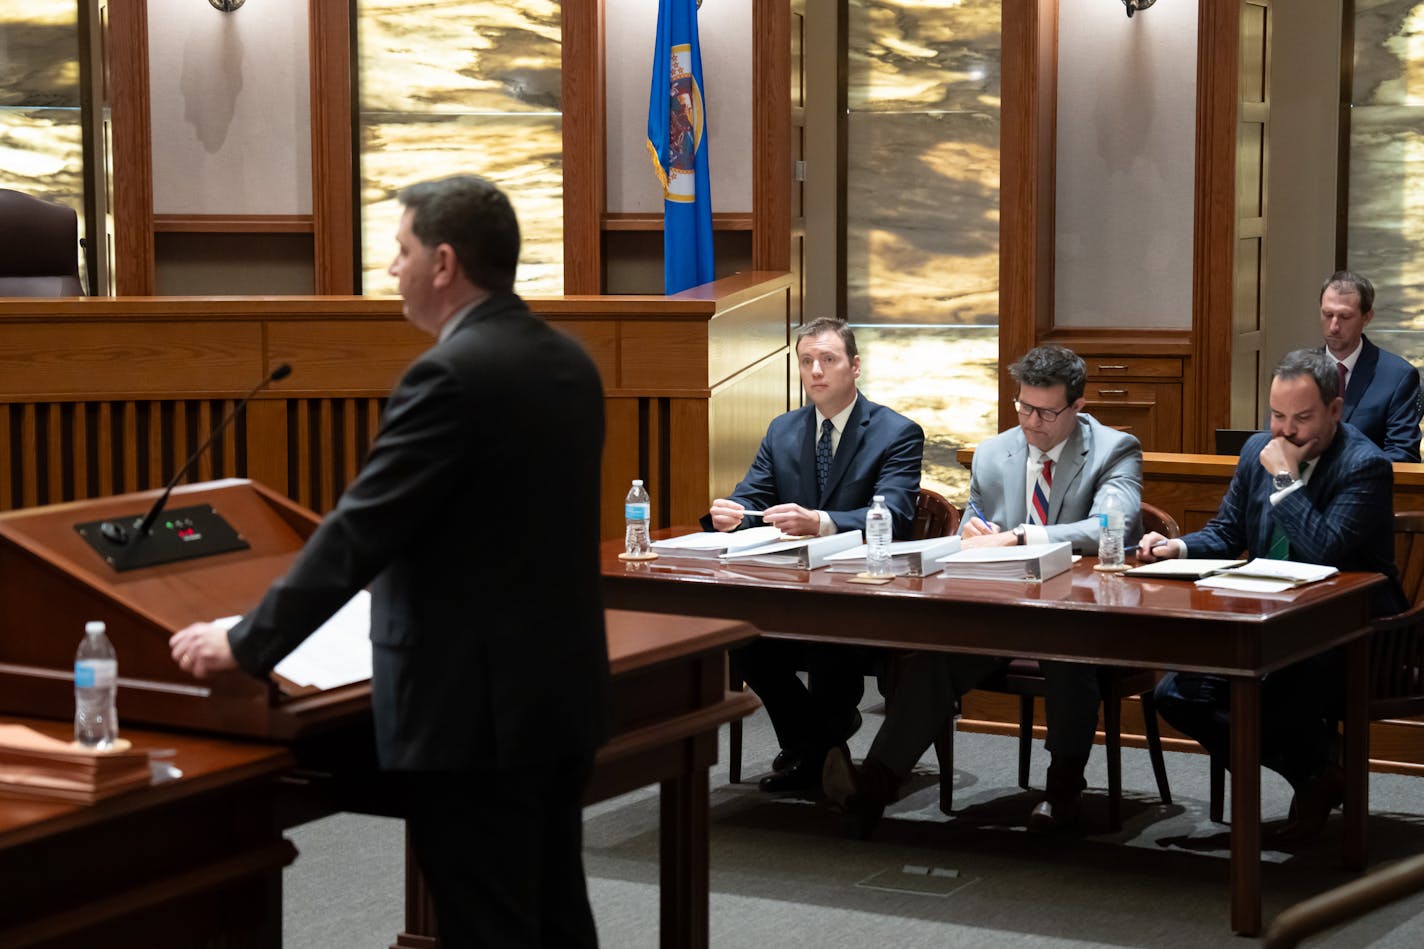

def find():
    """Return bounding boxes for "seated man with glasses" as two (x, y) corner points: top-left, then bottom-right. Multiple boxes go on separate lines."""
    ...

(823, 344), (1142, 836)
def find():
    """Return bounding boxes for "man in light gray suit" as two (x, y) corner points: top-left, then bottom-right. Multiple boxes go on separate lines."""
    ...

(823, 345), (1143, 836)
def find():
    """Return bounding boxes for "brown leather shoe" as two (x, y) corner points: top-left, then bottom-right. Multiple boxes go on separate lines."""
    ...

(1275, 763), (1344, 844)
(821, 745), (886, 839)
(1027, 793), (1081, 834)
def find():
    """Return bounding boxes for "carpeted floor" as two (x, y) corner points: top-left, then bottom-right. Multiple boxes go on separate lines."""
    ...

(284, 684), (1424, 947)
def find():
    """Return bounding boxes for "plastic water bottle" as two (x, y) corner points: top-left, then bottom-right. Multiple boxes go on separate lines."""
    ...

(865, 495), (893, 577)
(1096, 498), (1126, 571)
(75, 621), (118, 748)
(625, 479), (651, 557)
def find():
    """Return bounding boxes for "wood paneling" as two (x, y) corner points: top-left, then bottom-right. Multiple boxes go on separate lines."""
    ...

(999, 0), (1058, 432)
(308, 0), (356, 294)
(153, 215), (315, 234)
(563, 0), (603, 293)
(753, 0), (791, 272)
(107, 0), (154, 296)
(0, 275), (791, 537)
(1192, 0), (1243, 452)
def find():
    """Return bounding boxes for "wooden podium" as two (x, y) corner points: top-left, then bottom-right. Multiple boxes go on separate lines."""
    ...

(0, 478), (368, 740)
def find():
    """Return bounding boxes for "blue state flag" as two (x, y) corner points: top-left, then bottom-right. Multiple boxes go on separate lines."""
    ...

(646, 0), (714, 295)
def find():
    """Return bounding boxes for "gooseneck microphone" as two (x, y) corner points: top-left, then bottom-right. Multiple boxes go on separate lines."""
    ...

(98, 363), (293, 546)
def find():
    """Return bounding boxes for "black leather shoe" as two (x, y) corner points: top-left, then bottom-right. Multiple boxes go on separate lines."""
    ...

(758, 755), (822, 792)
(821, 745), (886, 839)
(1275, 764), (1344, 844)
(771, 710), (862, 775)
(1027, 793), (1081, 834)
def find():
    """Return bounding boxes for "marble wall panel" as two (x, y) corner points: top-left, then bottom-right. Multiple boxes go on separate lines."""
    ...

(0, 3), (80, 109)
(357, 1), (563, 296)
(1348, 104), (1424, 331)
(358, 115), (564, 297)
(0, 5), (84, 242)
(1354, 0), (1424, 106)
(847, 0), (1001, 112)
(358, 0), (561, 114)
(846, 110), (999, 325)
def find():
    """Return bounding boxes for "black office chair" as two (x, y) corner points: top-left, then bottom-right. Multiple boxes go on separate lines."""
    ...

(0, 189), (85, 296)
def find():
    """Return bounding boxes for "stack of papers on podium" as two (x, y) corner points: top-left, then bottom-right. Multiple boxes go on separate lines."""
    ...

(1194, 558), (1339, 594)
(650, 526), (783, 559)
(719, 530), (863, 569)
(936, 541), (1073, 582)
(0, 724), (152, 803)
(215, 589), (373, 693)
(824, 536), (963, 576)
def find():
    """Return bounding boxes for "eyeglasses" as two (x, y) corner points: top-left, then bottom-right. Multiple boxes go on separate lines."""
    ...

(1014, 399), (1071, 422)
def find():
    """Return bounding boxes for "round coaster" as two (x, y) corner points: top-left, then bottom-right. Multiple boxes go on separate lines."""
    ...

(849, 572), (895, 585)
(617, 551), (660, 562)
(1093, 562), (1131, 573)
(70, 737), (133, 753)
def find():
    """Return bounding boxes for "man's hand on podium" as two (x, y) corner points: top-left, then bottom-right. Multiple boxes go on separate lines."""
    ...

(170, 623), (238, 679)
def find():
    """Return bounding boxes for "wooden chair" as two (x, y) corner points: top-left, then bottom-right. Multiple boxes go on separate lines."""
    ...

(1262, 851), (1424, 947)
(929, 501), (1178, 830)
(727, 487), (960, 783)
(1207, 511), (1424, 822)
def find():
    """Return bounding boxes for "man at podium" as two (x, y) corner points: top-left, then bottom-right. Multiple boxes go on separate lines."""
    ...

(169, 176), (609, 948)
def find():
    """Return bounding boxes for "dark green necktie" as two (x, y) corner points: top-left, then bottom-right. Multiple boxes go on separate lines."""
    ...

(1265, 461), (1309, 560)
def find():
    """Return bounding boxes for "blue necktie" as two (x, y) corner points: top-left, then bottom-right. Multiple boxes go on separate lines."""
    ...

(815, 419), (834, 495)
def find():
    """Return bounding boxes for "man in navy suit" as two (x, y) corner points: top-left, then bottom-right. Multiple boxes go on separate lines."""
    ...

(1318, 270), (1422, 461)
(170, 176), (608, 947)
(1139, 348), (1405, 843)
(706, 317), (924, 792)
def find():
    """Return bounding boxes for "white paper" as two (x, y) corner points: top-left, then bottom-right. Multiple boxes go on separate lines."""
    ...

(1124, 558), (1248, 579)
(1195, 575), (1298, 594)
(1223, 558), (1339, 583)
(651, 526), (782, 554)
(214, 590), (373, 690)
(936, 542), (1068, 564)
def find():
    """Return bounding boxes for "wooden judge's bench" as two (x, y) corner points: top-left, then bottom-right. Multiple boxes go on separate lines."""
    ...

(0, 480), (757, 948)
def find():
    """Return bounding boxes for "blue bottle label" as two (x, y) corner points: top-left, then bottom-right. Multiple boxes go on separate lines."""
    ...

(625, 503), (650, 520)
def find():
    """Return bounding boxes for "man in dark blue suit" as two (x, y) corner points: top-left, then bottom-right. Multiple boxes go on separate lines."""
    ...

(1318, 270), (1422, 462)
(1138, 348), (1405, 843)
(705, 317), (924, 792)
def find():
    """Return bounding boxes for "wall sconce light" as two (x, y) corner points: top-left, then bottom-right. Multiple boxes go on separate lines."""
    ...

(1123, 0), (1157, 15)
(208, 0), (246, 11)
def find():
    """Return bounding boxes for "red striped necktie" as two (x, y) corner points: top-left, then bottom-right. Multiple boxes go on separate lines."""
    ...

(1030, 456), (1052, 526)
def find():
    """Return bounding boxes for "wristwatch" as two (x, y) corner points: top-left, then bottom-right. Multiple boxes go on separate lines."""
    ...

(1012, 525), (1027, 545)
(1272, 470), (1295, 491)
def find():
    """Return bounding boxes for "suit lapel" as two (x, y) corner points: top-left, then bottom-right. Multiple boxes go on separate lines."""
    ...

(1049, 420), (1088, 523)
(795, 406), (819, 504)
(820, 397), (866, 505)
(1002, 431), (1030, 526)
(1343, 337), (1380, 421)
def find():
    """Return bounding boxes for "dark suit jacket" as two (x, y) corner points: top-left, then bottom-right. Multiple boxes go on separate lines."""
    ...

(229, 292), (610, 772)
(1338, 335), (1423, 462)
(1182, 423), (1406, 615)
(701, 395), (924, 539)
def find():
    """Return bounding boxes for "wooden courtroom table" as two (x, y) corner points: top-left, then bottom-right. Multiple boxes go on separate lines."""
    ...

(0, 720), (295, 948)
(599, 535), (1384, 936)
(0, 610), (757, 949)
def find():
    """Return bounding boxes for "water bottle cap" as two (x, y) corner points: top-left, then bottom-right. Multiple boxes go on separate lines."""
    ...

(85, 621), (106, 635)
(872, 495), (885, 502)
(632, 479), (643, 486)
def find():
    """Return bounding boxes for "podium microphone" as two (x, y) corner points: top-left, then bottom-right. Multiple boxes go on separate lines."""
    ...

(99, 363), (293, 546)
